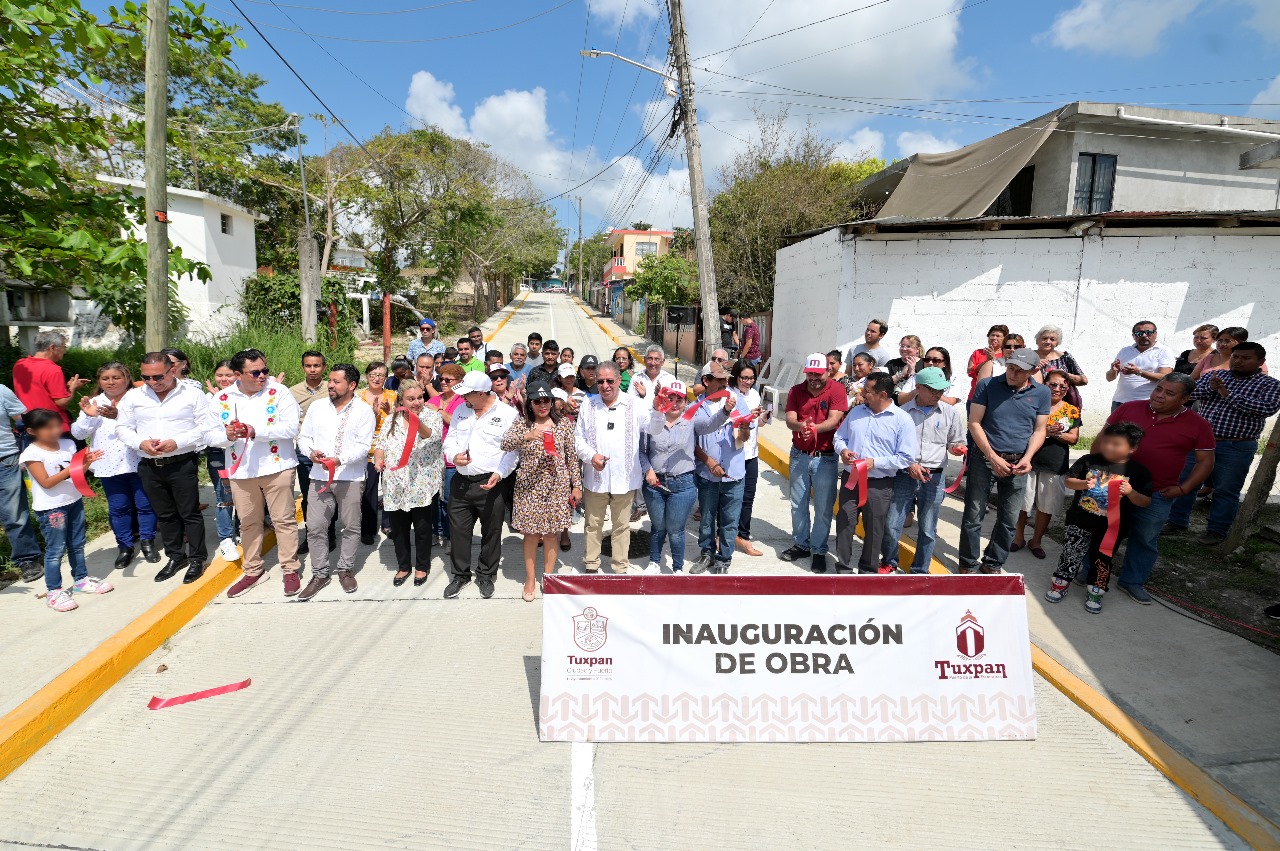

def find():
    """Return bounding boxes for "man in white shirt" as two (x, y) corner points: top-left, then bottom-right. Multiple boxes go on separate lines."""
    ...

(214, 348), (304, 599)
(296, 364), (376, 601)
(575, 362), (651, 574)
(627, 344), (674, 405)
(116, 352), (220, 584)
(842, 319), (892, 371)
(441, 371), (519, 599)
(1106, 320), (1176, 410)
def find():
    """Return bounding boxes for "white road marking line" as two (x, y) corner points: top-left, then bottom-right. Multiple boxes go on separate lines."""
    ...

(570, 741), (598, 851)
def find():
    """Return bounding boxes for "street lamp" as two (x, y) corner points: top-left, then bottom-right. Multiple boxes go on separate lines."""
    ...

(581, 5), (722, 361)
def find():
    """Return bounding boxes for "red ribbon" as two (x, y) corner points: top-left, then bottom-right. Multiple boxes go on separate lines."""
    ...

(682, 390), (729, 421)
(148, 678), (251, 710)
(944, 447), (969, 494)
(221, 437), (247, 480)
(387, 407), (421, 472)
(543, 430), (557, 455)
(842, 458), (870, 508)
(315, 457), (338, 493)
(68, 448), (97, 499)
(730, 410), (755, 428)
(1099, 478), (1124, 558)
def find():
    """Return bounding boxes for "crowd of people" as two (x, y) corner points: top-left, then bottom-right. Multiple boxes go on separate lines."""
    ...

(3, 311), (1278, 619)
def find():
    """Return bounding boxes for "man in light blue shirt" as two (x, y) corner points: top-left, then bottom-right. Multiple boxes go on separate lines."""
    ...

(0, 383), (42, 581)
(504, 343), (534, 383)
(832, 373), (917, 574)
(690, 362), (752, 574)
(406, 318), (446, 363)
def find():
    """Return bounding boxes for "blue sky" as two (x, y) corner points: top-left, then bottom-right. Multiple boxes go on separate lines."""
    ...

(190, 0), (1280, 239)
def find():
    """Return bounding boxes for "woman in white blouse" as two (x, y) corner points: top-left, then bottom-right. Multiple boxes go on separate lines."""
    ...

(373, 380), (444, 587)
(72, 362), (159, 569)
(730, 361), (766, 556)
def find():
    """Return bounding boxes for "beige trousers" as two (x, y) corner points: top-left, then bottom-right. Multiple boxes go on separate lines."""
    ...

(229, 467), (300, 576)
(582, 489), (634, 573)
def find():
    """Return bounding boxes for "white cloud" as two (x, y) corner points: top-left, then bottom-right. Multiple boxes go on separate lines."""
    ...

(1046, 0), (1200, 55)
(591, 0), (657, 28)
(835, 128), (886, 162)
(404, 71), (467, 137)
(1239, 0), (1280, 41)
(896, 131), (959, 157)
(1248, 74), (1280, 119)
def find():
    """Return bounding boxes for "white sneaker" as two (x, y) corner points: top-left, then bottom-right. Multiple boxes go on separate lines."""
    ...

(46, 589), (78, 612)
(72, 576), (114, 594)
(626, 564), (644, 575)
(644, 561), (661, 575)
(557, 565), (580, 575)
(218, 538), (241, 562)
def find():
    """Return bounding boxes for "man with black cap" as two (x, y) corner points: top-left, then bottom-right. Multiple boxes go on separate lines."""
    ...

(441, 370), (519, 599)
(959, 346), (1051, 574)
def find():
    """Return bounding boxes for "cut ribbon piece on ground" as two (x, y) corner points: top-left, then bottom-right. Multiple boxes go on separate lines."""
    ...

(843, 459), (870, 508)
(944, 448), (969, 494)
(387, 408), (420, 472)
(68, 449), (97, 498)
(148, 678), (251, 710)
(1099, 478), (1124, 557)
(682, 391), (729, 421)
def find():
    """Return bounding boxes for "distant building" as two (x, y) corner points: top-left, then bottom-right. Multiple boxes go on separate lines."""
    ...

(602, 228), (674, 282)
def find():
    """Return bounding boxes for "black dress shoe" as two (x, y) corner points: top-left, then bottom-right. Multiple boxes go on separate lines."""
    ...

(393, 570), (410, 587)
(139, 539), (161, 563)
(360, 533), (375, 546)
(182, 560), (207, 584)
(413, 569), (430, 587)
(114, 546), (136, 569)
(155, 558), (186, 582)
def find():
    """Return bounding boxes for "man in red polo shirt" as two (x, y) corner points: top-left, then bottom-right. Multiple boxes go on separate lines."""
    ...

(781, 352), (849, 573)
(12, 331), (87, 436)
(1106, 373), (1214, 604)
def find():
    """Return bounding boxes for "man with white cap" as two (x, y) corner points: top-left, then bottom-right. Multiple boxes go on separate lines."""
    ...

(780, 352), (849, 573)
(882, 367), (966, 573)
(441, 371), (519, 599)
(574, 361), (650, 573)
(960, 347), (1051, 574)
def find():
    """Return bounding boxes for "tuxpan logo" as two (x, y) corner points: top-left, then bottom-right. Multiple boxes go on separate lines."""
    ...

(935, 610), (1008, 680)
(572, 606), (609, 652)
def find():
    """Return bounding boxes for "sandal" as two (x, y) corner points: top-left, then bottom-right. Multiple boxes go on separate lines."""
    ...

(393, 570), (410, 587)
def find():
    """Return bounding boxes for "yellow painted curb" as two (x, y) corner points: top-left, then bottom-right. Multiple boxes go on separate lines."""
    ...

(485, 290), (530, 342)
(0, 532), (275, 782)
(756, 433), (1279, 847)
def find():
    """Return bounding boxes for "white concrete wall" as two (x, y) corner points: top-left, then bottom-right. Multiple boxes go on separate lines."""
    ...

(771, 229), (1280, 428)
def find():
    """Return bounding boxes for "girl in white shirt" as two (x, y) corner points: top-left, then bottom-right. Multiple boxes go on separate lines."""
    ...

(20, 409), (108, 612)
(73, 362), (159, 570)
(205, 361), (239, 558)
(730, 362), (766, 556)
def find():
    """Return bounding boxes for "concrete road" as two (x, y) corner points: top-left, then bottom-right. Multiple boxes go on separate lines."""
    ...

(0, 293), (1248, 849)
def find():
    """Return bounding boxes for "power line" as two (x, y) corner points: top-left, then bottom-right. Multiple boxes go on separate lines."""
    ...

(580, 0), (634, 180)
(708, 0), (776, 73)
(693, 0), (897, 61)
(229, 0), (573, 43)
(240, 0), (476, 14)
(566, 0), (594, 181)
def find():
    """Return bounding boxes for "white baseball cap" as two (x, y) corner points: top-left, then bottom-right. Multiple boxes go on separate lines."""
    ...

(457, 371), (492, 394)
(551, 387), (569, 401)
(664, 379), (687, 398)
(557, 363), (577, 379)
(804, 352), (827, 374)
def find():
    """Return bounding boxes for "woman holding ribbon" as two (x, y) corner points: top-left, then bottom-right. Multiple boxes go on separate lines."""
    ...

(374, 380), (443, 588)
(72, 361), (159, 569)
(500, 383), (581, 601)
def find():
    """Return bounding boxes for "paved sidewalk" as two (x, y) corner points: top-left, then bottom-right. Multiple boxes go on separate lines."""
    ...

(0, 295), (1258, 848)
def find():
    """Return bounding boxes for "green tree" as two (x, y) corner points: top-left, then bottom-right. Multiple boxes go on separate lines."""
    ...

(565, 231), (613, 290)
(626, 252), (699, 305)
(0, 0), (240, 337)
(630, 220), (653, 231)
(709, 109), (886, 312)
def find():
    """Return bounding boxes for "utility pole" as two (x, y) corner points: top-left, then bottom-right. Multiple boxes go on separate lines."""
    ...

(295, 114), (320, 344)
(576, 196), (584, 300)
(667, 0), (721, 360)
(143, 0), (170, 351)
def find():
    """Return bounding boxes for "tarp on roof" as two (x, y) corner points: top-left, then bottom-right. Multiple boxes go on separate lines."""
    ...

(878, 109), (1065, 219)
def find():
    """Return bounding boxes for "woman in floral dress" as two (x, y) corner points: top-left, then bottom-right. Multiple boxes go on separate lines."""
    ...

(373, 380), (443, 587)
(501, 383), (581, 602)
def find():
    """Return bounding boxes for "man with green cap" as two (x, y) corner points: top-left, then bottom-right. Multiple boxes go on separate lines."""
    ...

(883, 367), (967, 573)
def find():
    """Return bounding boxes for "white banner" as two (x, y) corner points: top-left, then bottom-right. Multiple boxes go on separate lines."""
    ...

(540, 574), (1037, 743)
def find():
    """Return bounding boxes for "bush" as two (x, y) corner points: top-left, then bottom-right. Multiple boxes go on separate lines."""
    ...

(240, 272), (360, 356)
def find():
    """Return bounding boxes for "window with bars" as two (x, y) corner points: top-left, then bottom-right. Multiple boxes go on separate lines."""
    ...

(1073, 153), (1117, 214)
(220, 213), (233, 235)
(634, 241), (658, 257)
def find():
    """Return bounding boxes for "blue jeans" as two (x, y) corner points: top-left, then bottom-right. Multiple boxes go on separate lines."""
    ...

(206, 449), (237, 540)
(100, 472), (156, 548)
(435, 466), (456, 539)
(1168, 442), (1256, 535)
(36, 499), (87, 591)
(788, 448), (838, 555)
(958, 456), (1028, 571)
(0, 451), (41, 564)
(643, 472), (698, 569)
(884, 469), (946, 573)
(697, 475), (745, 565)
(1119, 491), (1176, 588)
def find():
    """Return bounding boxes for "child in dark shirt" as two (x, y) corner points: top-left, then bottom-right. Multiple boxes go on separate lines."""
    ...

(1046, 422), (1153, 614)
